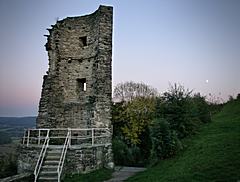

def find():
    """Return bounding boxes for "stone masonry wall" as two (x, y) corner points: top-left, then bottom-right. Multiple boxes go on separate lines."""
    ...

(17, 146), (41, 173)
(64, 144), (112, 174)
(36, 5), (113, 129)
(18, 5), (113, 176)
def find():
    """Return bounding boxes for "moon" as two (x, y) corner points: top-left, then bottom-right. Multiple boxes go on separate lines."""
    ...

(206, 79), (209, 83)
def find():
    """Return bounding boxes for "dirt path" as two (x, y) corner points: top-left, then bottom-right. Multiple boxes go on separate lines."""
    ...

(105, 166), (146, 182)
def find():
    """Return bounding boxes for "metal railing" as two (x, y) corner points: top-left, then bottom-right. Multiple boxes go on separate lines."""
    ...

(57, 130), (70, 182)
(23, 128), (110, 181)
(22, 128), (111, 147)
(34, 130), (50, 182)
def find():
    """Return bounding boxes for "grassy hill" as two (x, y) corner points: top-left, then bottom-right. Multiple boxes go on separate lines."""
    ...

(126, 100), (240, 182)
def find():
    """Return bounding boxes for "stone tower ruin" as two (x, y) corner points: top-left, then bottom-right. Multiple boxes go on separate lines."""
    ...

(37, 5), (112, 129)
(18, 6), (113, 181)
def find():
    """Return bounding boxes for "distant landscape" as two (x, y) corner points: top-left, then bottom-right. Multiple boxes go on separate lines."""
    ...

(0, 117), (36, 145)
(0, 117), (36, 178)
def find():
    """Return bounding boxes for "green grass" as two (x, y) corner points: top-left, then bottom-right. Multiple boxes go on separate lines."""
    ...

(63, 168), (113, 182)
(127, 100), (240, 182)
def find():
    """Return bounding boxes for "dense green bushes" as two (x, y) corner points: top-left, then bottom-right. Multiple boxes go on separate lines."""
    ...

(112, 82), (212, 166)
(150, 118), (182, 160)
(0, 152), (17, 178)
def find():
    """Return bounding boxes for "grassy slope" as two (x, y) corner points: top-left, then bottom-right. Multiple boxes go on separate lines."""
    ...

(63, 168), (113, 182)
(127, 100), (240, 182)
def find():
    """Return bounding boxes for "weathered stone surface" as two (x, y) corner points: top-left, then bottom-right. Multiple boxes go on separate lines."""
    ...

(64, 144), (112, 174)
(17, 146), (41, 173)
(37, 5), (113, 129)
(18, 5), (113, 176)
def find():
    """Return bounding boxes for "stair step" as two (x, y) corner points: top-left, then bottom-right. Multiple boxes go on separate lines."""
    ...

(48, 150), (62, 153)
(44, 160), (59, 165)
(40, 170), (58, 174)
(46, 155), (61, 159)
(42, 165), (58, 171)
(38, 176), (58, 181)
(48, 145), (64, 149)
(40, 170), (58, 177)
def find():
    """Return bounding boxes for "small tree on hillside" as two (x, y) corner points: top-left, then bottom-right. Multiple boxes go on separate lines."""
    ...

(121, 97), (156, 144)
(113, 81), (158, 102)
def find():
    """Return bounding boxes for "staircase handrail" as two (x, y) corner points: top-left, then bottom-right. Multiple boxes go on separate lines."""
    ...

(34, 129), (50, 182)
(57, 130), (70, 182)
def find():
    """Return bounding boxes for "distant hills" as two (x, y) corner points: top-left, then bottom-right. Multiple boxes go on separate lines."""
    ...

(0, 117), (36, 141)
(0, 117), (36, 127)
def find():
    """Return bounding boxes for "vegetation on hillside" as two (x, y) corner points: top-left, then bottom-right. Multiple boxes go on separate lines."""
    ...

(0, 117), (35, 179)
(126, 98), (240, 181)
(112, 82), (212, 166)
(0, 144), (17, 178)
(64, 168), (113, 182)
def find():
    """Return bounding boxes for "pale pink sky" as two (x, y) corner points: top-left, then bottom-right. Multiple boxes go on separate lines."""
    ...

(0, 0), (240, 116)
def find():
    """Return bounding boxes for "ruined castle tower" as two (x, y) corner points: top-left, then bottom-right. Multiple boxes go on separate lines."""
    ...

(18, 6), (113, 177)
(37, 5), (113, 129)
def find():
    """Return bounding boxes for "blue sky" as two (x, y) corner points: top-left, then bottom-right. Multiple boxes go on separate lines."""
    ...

(0, 0), (240, 116)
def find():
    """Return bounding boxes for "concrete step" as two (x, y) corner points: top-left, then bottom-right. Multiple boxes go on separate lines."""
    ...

(48, 145), (64, 149)
(38, 176), (58, 181)
(42, 165), (58, 171)
(44, 160), (59, 165)
(40, 170), (58, 177)
(47, 150), (62, 155)
(45, 155), (61, 160)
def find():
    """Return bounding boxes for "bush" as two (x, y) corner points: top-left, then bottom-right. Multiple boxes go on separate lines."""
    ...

(192, 93), (211, 123)
(112, 138), (145, 166)
(112, 138), (129, 165)
(150, 118), (182, 160)
(0, 153), (17, 178)
(160, 84), (200, 138)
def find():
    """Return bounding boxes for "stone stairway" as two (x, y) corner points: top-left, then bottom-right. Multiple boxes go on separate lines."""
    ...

(38, 146), (62, 182)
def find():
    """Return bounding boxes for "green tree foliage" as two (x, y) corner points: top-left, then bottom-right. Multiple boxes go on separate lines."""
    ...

(112, 81), (157, 166)
(192, 93), (211, 123)
(112, 102), (127, 138)
(150, 118), (182, 160)
(0, 153), (17, 178)
(112, 82), (212, 166)
(158, 84), (199, 138)
(121, 97), (156, 144)
(112, 138), (143, 166)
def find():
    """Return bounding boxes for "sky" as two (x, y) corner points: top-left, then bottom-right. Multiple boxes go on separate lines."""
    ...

(0, 0), (239, 116)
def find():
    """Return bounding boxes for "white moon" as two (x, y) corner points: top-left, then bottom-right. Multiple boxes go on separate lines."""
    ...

(206, 80), (209, 83)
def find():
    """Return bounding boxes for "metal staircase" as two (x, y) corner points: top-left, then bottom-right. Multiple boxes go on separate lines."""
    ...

(38, 146), (62, 181)
(22, 128), (111, 182)
(34, 131), (70, 182)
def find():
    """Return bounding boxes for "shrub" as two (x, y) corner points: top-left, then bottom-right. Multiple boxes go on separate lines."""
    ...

(0, 153), (17, 178)
(150, 118), (182, 160)
(112, 138), (146, 166)
(160, 84), (200, 138)
(192, 93), (211, 123)
(112, 138), (129, 165)
(121, 97), (156, 144)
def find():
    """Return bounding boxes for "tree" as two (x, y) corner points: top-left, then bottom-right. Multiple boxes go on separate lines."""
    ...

(113, 81), (158, 102)
(159, 83), (198, 138)
(121, 97), (156, 144)
(150, 118), (181, 160)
